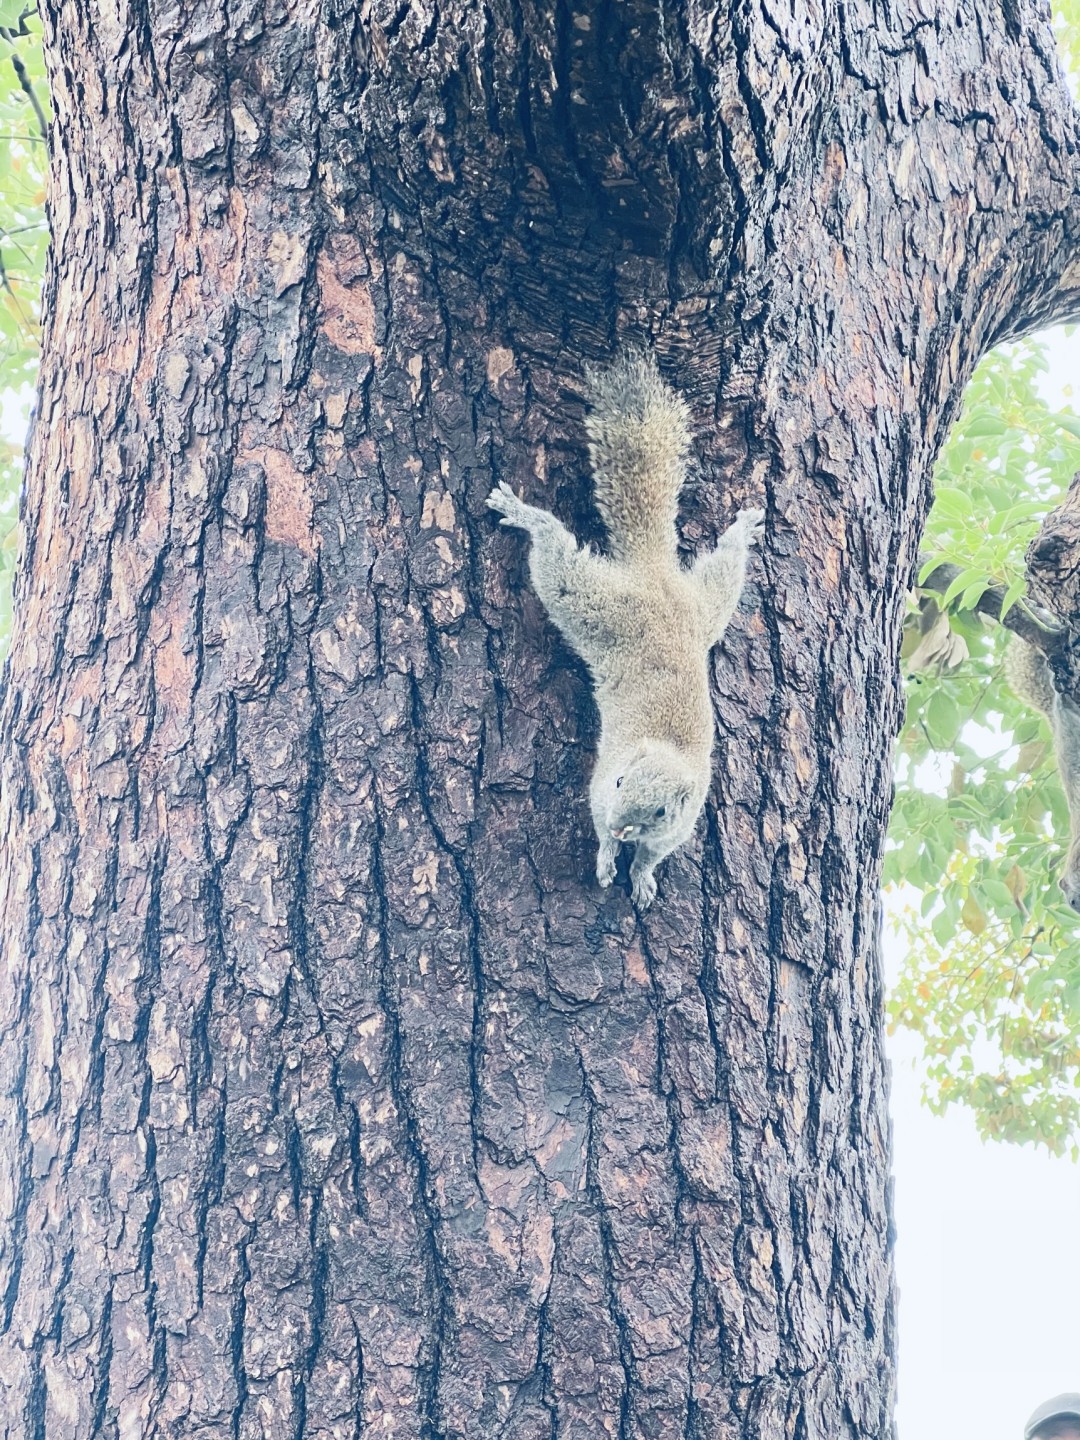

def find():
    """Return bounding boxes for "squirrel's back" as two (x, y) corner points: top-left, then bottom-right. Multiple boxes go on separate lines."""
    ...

(583, 352), (691, 564)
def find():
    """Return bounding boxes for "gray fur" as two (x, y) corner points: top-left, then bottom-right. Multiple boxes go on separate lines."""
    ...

(487, 353), (763, 908)
(1006, 635), (1080, 910)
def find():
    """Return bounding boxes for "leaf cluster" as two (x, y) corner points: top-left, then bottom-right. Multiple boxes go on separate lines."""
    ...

(888, 339), (1080, 1153)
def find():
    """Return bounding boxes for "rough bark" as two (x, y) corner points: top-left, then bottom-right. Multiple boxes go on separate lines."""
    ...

(1028, 473), (1080, 609)
(0, 0), (1077, 1437)
(1007, 470), (1080, 695)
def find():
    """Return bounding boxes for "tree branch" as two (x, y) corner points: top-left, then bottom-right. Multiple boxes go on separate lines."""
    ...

(989, 165), (1080, 344)
(916, 557), (1066, 656)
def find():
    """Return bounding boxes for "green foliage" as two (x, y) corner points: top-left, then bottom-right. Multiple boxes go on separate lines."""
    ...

(0, 6), (47, 652)
(1054, 0), (1080, 94)
(888, 338), (1080, 1155)
(0, 10), (46, 368)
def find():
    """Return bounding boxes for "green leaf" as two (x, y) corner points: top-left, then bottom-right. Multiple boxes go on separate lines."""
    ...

(941, 565), (987, 608)
(964, 412), (1008, 438)
(931, 914), (954, 947)
(925, 688), (962, 747)
(959, 579), (990, 611)
(999, 577), (1026, 618)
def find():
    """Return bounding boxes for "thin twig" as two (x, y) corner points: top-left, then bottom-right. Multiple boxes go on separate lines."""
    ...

(0, 224), (41, 271)
(0, 252), (32, 329)
(0, 28), (48, 148)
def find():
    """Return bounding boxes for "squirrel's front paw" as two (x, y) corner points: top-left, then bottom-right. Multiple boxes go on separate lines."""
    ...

(596, 841), (617, 889)
(738, 506), (766, 546)
(631, 869), (657, 910)
(486, 481), (530, 529)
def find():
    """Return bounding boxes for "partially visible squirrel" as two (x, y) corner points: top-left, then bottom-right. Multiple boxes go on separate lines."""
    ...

(1006, 635), (1080, 910)
(487, 352), (764, 908)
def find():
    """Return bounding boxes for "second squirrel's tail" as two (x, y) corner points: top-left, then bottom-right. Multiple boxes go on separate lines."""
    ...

(583, 352), (691, 563)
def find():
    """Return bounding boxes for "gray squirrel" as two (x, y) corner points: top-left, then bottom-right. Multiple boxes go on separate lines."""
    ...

(1005, 635), (1080, 910)
(487, 352), (764, 908)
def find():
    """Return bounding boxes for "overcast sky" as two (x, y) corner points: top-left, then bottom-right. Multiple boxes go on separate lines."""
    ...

(890, 1022), (1080, 1440)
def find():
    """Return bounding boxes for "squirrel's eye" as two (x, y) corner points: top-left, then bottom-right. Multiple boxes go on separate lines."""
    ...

(655, 806), (666, 819)
(615, 776), (623, 789)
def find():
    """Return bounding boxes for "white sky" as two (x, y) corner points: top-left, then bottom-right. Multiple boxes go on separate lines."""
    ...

(889, 1010), (1080, 1440)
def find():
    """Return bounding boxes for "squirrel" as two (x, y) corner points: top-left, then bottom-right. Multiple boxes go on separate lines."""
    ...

(1005, 634), (1080, 911)
(487, 352), (764, 908)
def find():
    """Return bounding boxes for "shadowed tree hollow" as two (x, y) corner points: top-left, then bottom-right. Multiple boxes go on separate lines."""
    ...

(0, 0), (1078, 1436)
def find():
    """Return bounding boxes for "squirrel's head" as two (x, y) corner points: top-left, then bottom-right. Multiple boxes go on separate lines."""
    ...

(606, 743), (697, 848)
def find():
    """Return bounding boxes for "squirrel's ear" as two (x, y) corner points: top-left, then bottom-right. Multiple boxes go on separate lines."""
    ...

(677, 785), (692, 807)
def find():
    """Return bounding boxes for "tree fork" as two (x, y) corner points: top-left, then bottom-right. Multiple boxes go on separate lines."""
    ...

(0, 1), (1078, 1438)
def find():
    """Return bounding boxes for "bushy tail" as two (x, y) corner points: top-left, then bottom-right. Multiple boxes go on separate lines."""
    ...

(1005, 634), (1057, 715)
(583, 352), (691, 563)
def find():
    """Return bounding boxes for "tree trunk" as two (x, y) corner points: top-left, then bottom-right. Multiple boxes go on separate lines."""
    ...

(1, 1), (1077, 1436)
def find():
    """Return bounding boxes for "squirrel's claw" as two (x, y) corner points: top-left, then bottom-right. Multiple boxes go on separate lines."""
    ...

(486, 482), (531, 529)
(596, 841), (617, 889)
(631, 869), (657, 910)
(739, 506), (766, 545)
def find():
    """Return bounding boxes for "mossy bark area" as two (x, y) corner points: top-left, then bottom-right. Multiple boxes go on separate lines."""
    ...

(1, 1), (1077, 1437)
